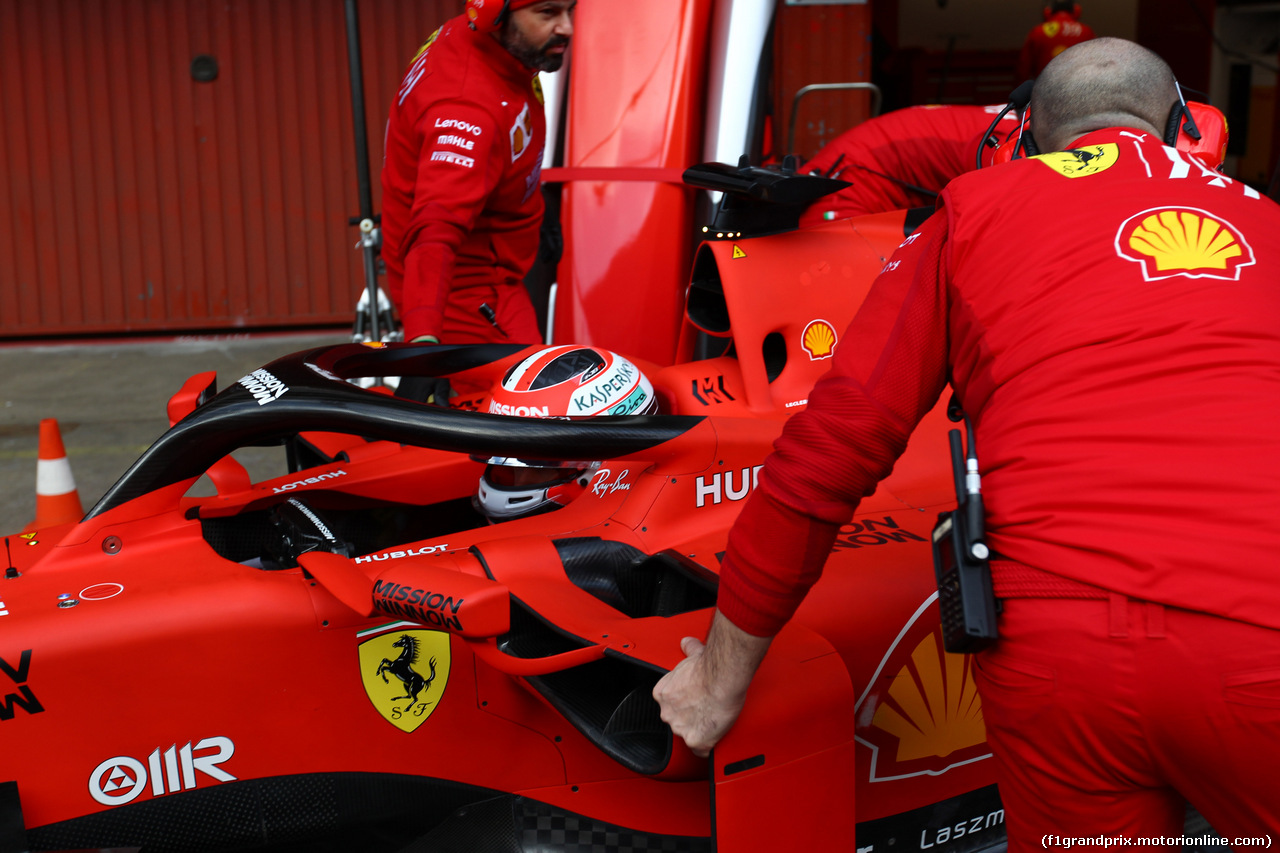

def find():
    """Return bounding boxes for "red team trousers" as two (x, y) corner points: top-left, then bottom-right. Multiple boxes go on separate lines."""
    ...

(976, 595), (1280, 848)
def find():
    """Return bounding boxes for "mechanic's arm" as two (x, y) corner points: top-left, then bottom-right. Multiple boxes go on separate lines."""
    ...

(398, 101), (503, 342)
(652, 611), (770, 758)
(655, 211), (953, 753)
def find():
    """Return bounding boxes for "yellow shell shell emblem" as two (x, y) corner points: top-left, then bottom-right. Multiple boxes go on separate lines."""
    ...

(1043, 21), (1061, 38)
(855, 599), (992, 782)
(1116, 207), (1255, 281)
(1032, 143), (1118, 178)
(870, 630), (986, 763)
(801, 319), (838, 361)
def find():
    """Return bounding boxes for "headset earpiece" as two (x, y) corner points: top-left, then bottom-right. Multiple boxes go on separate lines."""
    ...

(983, 80), (1037, 167)
(1178, 101), (1228, 170)
(1044, 3), (1082, 20)
(466, 0), (512, 32)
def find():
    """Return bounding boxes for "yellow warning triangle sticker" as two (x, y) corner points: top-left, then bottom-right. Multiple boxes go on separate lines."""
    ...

(19, 533), (36, 541)
(731, 245), (746, 259)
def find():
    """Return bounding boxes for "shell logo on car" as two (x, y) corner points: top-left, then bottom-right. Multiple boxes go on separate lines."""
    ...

(358, 628), (451, 733)
(1116, 206), (1254, 281)
(856, 595), (991, 781)
(802, 319), (838, 361)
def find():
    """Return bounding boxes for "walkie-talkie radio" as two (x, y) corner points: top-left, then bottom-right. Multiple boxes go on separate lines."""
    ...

(932, 399), (999, 653)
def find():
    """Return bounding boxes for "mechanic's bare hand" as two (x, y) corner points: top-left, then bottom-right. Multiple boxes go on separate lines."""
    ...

(652, 611), (773, 758)
(653, 636), (739, 757)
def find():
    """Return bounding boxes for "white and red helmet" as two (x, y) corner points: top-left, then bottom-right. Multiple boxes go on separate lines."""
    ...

(476, 346), (658, 520)
(487, 345), (658, 420)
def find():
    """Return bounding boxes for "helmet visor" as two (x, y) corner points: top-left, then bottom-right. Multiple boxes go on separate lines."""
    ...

(484, 464), (586, 489)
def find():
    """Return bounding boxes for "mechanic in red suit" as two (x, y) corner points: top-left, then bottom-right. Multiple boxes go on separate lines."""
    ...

(380, 0), (574, 344)
(1017, 1), (1095, 80)
(656, 39), (1280, 845)
(798, 105), (1019, 226)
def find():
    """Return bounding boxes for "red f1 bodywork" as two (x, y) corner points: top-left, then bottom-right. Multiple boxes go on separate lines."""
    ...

(3, 203), (1003, 851)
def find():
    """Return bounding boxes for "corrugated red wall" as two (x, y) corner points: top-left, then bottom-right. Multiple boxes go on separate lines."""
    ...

(774, 2), (872, 162)
(0, 0), (455, 338)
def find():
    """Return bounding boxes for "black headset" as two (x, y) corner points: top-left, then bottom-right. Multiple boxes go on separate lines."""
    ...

(467, 0), (513, 32)
(979, 79), (1203, 167)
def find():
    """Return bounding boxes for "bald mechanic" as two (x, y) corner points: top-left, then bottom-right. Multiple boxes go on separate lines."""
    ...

(381, 1), (574, 345)
(656, 38), (1280, 845)
(799, 104), (1019, 226)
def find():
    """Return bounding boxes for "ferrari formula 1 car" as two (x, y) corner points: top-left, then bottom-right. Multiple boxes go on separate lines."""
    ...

(1, 166), (1004, 853)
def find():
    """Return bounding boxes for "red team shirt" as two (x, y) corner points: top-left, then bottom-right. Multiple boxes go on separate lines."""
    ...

(1017, 12), (1096, 80)
(381, 15), (546, 343)
(719, 128), (1280, 637)
(798, 105), (1018, 226)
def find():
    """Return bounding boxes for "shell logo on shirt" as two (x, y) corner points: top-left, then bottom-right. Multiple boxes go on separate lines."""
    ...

(1031, 143), (1118, 178)
(801, 319), (838, 361)
(1116, 207), (1255, 281)
(510, 102), (533, 163)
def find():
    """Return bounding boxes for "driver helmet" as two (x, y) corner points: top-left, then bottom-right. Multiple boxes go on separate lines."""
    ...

(475, 345), (659, 520)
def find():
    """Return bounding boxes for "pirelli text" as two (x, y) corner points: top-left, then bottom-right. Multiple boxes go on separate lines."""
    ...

(1042, 835), (1271, 849)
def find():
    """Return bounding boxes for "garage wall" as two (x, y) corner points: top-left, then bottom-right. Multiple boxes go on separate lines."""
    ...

(0, 0), (454, 339)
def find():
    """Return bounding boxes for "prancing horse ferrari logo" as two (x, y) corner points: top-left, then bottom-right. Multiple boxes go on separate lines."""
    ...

(358, 628), (451, 732)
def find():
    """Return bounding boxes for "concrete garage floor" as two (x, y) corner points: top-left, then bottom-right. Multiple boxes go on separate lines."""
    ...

(0, 331), (348, 533)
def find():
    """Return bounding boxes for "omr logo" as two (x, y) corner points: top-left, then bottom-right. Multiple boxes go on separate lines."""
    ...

(89, 737), (237, 806)
(1116, 206), (1255, 281)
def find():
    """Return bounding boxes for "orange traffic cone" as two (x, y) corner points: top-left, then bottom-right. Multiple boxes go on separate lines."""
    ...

(22, 419), (84, 533)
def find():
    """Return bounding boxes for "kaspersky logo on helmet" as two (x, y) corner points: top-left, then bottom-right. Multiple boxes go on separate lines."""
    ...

(1115, 206), (1255, 282)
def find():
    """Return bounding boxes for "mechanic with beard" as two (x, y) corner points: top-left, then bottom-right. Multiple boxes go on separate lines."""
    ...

(380, 0), (573, 349)
(655, 38), (1280, 846)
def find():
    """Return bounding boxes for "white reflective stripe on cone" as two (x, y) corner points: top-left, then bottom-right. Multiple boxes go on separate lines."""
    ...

(37, 457), (77, 496)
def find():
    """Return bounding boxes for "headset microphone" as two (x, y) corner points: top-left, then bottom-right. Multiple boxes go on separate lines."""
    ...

(976, 80), (1036, 169)
(1167, 81), (1202, 145)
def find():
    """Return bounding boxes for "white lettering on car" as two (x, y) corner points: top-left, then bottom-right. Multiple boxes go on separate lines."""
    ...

(272, 469), (347, 495)
(590, 468), (631, 498)
(237, 368), (288, 406)
(89, 737), (237, 807)
(354, 544), (450, 563)
(695, 465), (763, 508)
